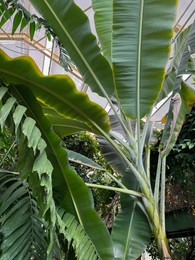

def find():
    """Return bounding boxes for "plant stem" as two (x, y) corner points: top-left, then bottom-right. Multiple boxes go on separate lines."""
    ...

(154, 153), (162, 208)
(110, 131), (136, 161)
(160, 155), (166, 234)
(86, 183), (144, 198)
(145, 146), (151, 181)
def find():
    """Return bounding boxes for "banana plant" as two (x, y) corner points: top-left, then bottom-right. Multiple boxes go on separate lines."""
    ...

(0, 0), (195, 259)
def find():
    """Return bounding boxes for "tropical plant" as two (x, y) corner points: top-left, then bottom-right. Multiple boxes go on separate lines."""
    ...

(0, 0), (195, 259)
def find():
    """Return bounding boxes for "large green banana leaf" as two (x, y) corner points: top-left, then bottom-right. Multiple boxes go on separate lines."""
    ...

(98, 136), (151, 259)
(112, 184), (151, 260)
(0, 49), (110, 135)
(112, 0), (178, 119)
(9, 85), (114, 260)
(29, 0), (115, 98)
(92, 0), (112, 64)
(43, 106), (95, 136)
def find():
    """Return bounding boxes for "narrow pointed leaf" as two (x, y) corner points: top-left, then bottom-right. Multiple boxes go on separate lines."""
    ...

(29, 21), (36, 41)
(67, 149), (104, 171)
(29, 0), (114, 98)
(12, 10), (23, 35)
(0, 97), (16, 129)
(112, 0), (178, 118)
(0, 7), (14, 28)
(0, 49), (110, 134)
(20, 15), (30, 32)
(0, 86), (8, 100)
(13, 105), (27, 134)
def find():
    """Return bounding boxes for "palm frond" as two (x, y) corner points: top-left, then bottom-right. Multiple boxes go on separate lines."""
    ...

(0, 172), (48, 260)
(0, 86), (56, 257)
(57, 208), (100, 260)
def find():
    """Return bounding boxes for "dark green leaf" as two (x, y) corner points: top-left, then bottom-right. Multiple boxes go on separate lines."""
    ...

(12, 10), (23, 35)
(0, 49), (110, 135)
(0, 8), (15, 28)
(29, 21), (36, 41)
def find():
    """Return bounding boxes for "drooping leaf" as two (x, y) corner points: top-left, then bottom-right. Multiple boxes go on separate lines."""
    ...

(29, 0), (115, 98)
(92, 0), (112, 64)
(112, 0), (178, 119)
(9, 85), (114, 260)
(0, 49), (110, 135)
(0, 87), (56, 256)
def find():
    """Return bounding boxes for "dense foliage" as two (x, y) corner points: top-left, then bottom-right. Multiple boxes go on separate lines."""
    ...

(0, 0), (195, 259)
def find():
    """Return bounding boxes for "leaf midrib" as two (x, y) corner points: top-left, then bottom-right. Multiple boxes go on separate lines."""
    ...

(13, 87), (84, 225)
(0, 68), (99, 131)
(41, 0), (108, 98)
(123, 202), (136, 259)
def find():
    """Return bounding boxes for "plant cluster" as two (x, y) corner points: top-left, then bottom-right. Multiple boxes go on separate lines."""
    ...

(0, 0), (195, 259)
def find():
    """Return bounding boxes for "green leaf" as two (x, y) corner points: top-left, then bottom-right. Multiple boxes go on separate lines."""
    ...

(92, 0), (112, 64)
(20, 15), (30, 32)
(0, 173), (47, 259)
(0, 86), (8, 100)
(173, 21), (195, 75)
(0, 7), (14, 28)
(57, 210), (100, 260)
(10, 85), (114, 260)
(0, 49), (110, 135)
(0, 96), (16, 130)
(161, 82), (195, 156)
(29, 20), (36, 41)
(29, 0), (114, 98)
(43, 106), (94, 135)
(98, 136), (150, 258)
(0, 88), (56, 245)
(67, 149), (104, 171)
(112, 0), (178, 119)
(12, 10), (23, 35)
(13, 105), (27, 134)
(157, 71), (177, 103)
(112, 172), (151, 260)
